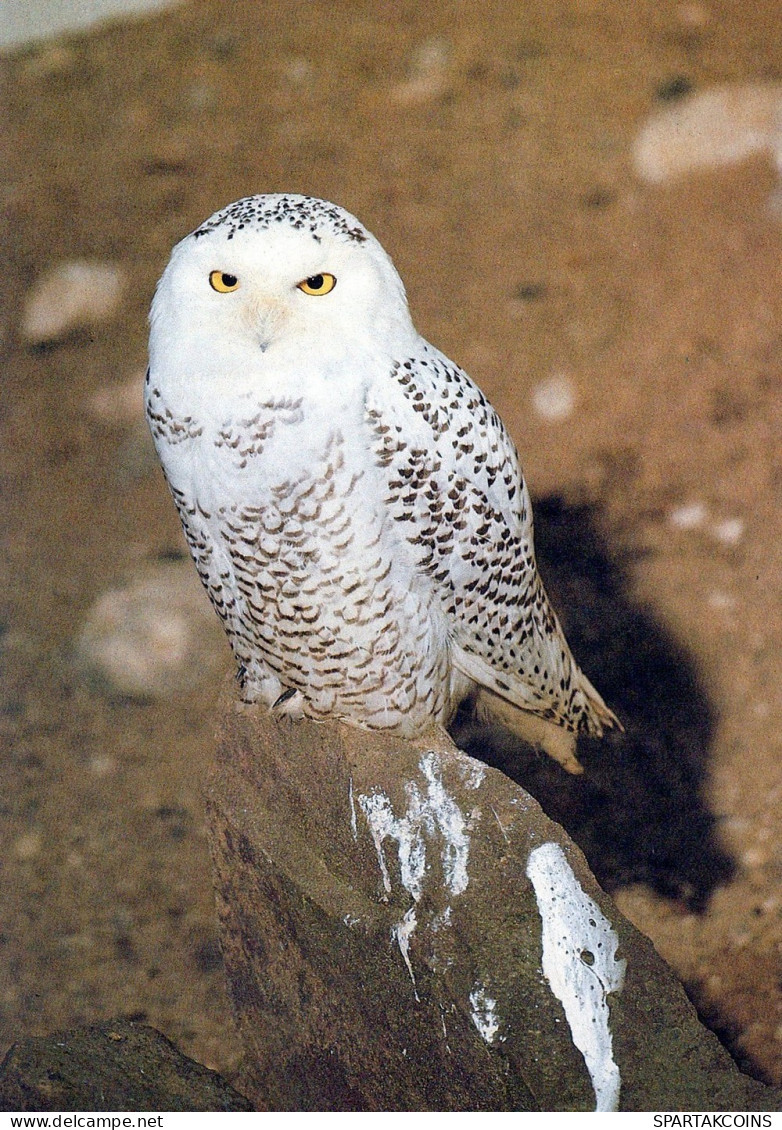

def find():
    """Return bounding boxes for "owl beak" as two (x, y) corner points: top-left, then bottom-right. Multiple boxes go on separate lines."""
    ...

(246, 294), (286, 353)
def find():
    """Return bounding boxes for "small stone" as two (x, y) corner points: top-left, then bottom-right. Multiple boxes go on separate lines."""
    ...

(711, 517), (744, 545)
(14, 831), (42, 860)
(76, 564), (227, 699)
(390, 37), (451, 105)
(282, 57), (313, 84)
(21, 261), (125, 345)
(20, 43), (76, 79)
(676, 2), (711, 27)
(667, 501), (707, 530)
(531, 373), (576, 422)
(85, 373), (145, 427)
(632, 84), (782, 184)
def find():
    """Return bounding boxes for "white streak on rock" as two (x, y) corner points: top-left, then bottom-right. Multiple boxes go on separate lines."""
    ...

(358, 791), (394, 895)
(420, 752), (470, 896)
(348, 777), (358, 841)
(469, 982), (500, 1044)
(490, 804), (510, 843)
(431, 905), (452, 933)
(357, 751), (472, 903)
(526, 842), (626, 1113)
(393, 907), (419, 1001)
(460, 759), (486, 790)
(357, 753), (474, 998)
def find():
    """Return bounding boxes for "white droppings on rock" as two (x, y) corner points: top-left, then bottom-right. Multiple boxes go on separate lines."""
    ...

(667, 500), (707, 530)
(632, 84), (782, 185)
(357, 750), (472, 904)
(469, 982), (500, 1044)
(348, 777), (359, 841)
(419, 752), (471, 896)
(21, 261), (126, 345)
(460, 758), (486, 790)
(711, 517), (744, 545)
(526, 841), (626, 1113)
(76, 563), (226, 698)
(531, 373), (576, 422)
(358, 789), (424, 900)
(394, 907), (420, 999)
(430, 905), (452, 933)
(357, 752), (475, 997)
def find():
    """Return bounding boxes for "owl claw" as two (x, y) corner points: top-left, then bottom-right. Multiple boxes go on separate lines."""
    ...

(271, 687), (305, 722)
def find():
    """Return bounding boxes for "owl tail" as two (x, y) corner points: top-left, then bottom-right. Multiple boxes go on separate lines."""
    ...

(453, 645), (621, 775)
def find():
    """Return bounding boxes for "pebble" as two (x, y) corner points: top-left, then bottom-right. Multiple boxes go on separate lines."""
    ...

(76, 563), (227, 699)
(390, 37), (451, 105)
(14, 831), (42, 861)
(531, 373), (576, 422)
(21, 261), (126, 346)
(85, 373), (146, 427)
(707, 590), (736, 611)
(667, 501), (707, 530)
(632, 84), (782, 184)
(711, 517), (744, 545)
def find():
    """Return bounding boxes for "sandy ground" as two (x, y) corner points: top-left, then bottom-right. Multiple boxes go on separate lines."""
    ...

(3, 0), (782, 1093)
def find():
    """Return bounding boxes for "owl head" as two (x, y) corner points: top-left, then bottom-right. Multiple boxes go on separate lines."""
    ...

(149, 194), (416, 378)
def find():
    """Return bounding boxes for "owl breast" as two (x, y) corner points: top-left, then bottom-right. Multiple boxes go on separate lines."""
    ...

(145, 379), (456, 735)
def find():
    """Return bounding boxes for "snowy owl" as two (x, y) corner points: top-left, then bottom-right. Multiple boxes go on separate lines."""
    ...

(147, 194), (619, 773)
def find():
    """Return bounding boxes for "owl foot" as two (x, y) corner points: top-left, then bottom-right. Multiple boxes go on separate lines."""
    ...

(271, 686), (306, 722)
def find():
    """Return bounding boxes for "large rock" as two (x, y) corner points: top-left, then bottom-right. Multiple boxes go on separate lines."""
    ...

(0, 1021), (252, 1112)
(208, 698), (781, 1112)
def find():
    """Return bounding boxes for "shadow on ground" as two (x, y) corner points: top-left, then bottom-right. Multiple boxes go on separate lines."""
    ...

(452, 494), (735, 912)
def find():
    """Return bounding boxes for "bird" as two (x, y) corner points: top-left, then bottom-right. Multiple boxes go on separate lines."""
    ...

(146, 193), (620, 774)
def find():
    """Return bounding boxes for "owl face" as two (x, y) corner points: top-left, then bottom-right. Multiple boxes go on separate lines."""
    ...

(149, 195), (415, 375)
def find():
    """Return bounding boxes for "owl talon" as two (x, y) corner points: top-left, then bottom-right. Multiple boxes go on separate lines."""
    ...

(271, 687), (305, 721)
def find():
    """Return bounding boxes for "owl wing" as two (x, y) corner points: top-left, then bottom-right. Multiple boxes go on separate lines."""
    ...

(365, 344), (616, 736)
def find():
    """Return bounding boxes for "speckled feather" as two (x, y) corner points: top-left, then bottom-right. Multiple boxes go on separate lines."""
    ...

(147, 193), (619, 771)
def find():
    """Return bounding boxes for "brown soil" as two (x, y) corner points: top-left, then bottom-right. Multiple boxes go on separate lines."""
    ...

(3, 0), (782, 1093)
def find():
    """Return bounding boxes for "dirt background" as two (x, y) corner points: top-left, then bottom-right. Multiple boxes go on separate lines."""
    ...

(3, 0), (782, 1094)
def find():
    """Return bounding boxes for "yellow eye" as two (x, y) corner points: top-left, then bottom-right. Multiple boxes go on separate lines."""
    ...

(297, 272), (337, 296)
(209, 270), (240, 293)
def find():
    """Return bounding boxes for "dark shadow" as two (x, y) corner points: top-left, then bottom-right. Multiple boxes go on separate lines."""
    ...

(451, 494), (735, 911)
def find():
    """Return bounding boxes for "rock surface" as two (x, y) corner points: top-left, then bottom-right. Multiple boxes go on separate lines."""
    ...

(208, 697), (781, 1112)
(20, 261), (125, 345)
(76, 562), (227, 698)
(0, 1020), (252, 1112)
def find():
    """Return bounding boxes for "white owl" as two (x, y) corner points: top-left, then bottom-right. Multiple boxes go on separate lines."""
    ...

(147, 194), (619, 773)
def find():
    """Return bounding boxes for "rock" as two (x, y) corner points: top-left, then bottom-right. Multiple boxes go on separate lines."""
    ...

(85, 373), (146, 426)
(667, 500), (707, 530)
(207, 695), (781, 1111)
(390, 38), (451, 105)
(21, 261), (125, 346)
(632, 84), (782, 184)
(76, 563), (227, 698)
(0, 1020), (252, 1112)
(531, 373), (577, 422)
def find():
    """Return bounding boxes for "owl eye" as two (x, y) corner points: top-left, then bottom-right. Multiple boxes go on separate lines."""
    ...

(209, 270), (240, 293)
(297, 273), (337, 296)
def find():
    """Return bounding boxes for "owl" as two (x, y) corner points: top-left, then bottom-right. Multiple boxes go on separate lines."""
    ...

(146, 194), (619, 773)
